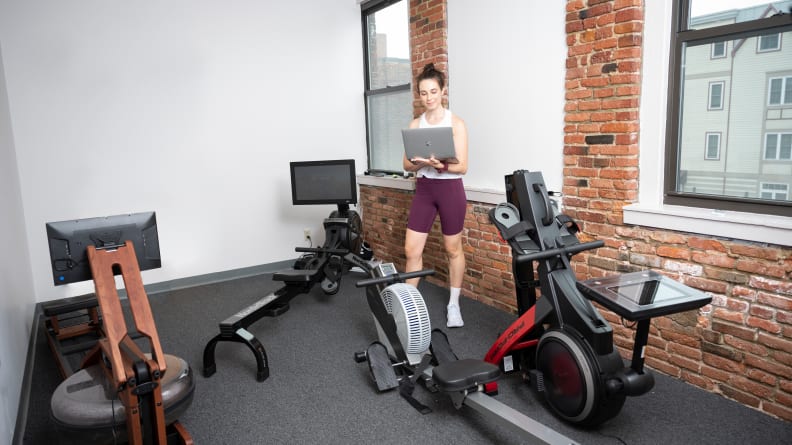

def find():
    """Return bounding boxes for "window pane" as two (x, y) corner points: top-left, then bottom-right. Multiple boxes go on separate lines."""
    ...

(709, 82), (723, 109)
(706, 133), (720, 159)
(366, 2), (410, 90)
(769, 78), (783, 104)
(676, 33), (792, 203)
(781, 134), (792, 160)
(712, 41), (726, 58)
(689, 1), (788, 30)
(671, 2), (792, 214)
(765, 134), (778, 159)
(366, 89), (413, 172)
(761, 183), (789, 200)
(758, 33), (780, 51)
(785, 77), (792, 104)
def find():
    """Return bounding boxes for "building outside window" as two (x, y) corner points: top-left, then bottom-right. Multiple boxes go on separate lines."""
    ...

(764, 132), (792, 160)
(761, 182), (789, 199)
(667, 0), (792, 216)
(711, 40), (727, 58)
(768, 75), (792, 105)
(705, 132), (721, 159)
(708, 81), (725, 110)
(758, 32), (781, 51)
(361, 0), (411, 173)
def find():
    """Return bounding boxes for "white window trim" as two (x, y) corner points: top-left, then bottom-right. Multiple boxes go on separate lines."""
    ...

(767, 76), (790, 106)
(711, 41), (726, 59)
(757, 33), (781, 53)
(708, 81), (725, 110)
(624, 0), (792, 247)
(764, 132), (792, 161)
(705, 132), (721, 160)
(760, 182), (789, 200)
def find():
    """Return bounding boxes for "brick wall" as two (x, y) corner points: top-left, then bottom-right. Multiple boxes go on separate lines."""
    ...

(359, 0), (792, 421)
(409, 0), (448, 115)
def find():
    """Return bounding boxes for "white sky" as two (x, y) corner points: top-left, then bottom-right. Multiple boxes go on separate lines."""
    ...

(691, 0), (780, 16)
(371, 1), (409, 59)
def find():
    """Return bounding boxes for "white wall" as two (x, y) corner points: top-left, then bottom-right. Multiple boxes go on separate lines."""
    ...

(0, 45), (35, 445)
(447, 0), (566, 193)
(0, 0), (367, 303)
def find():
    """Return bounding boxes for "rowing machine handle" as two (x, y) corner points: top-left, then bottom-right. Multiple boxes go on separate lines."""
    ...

(355, 269), (435, 288)
(515, 240), (604, 264)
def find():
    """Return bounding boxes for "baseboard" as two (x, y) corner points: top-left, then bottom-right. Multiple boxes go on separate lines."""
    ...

(12, 306), (41, 445)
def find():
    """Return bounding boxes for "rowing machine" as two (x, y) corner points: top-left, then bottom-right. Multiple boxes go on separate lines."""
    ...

(485, 170), (712, 426)
(348, 254), (580, 445)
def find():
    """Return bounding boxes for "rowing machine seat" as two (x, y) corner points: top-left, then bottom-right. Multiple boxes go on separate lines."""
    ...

(432, 358), (501, 392)
(50, 353), (194, 444)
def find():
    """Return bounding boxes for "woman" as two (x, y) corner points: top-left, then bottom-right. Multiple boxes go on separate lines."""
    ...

(402, 63), (469, 328)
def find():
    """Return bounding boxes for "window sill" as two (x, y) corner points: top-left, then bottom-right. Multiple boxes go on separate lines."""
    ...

(623, 203), (792, 247)
(356, 174), (505, 205)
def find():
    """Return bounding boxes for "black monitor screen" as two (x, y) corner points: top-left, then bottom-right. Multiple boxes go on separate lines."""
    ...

(607, 280), (688, 306)
(577, 270), (712, 321)
(290, 159), (357, 207)
(45, 211), (161, 286)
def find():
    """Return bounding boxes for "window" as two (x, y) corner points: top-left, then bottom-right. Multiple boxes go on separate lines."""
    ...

(761, 183), (789, 200)
(758, 33), (781, 52)
(705, 132), (721, 159)
(764, 133), (792, 161)
(768, 76), (792, 105)
(708, 81), (724, 110)
(666, 0), (792, 216)
(711, 41), (726, 58)
(361, 0), (411, 173)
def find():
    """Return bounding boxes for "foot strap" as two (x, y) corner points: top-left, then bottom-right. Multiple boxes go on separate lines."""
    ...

(398, 354), (433, 414)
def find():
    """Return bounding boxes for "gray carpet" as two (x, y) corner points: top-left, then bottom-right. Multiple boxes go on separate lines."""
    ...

(21, 267), (792, 444)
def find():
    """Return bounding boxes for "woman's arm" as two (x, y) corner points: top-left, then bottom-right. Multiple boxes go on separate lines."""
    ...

(445, 115), (468, 175)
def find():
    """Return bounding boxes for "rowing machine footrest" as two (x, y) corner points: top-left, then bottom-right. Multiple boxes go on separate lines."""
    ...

(432, 358), (501, 392)
(272, 268), (320, 283)
(366, 342), (399, 392)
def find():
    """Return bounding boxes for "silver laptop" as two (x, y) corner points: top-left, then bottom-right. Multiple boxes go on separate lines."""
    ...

(401, 127), (458, 163)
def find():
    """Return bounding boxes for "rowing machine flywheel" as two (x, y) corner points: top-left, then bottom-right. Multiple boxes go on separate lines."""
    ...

(536, 328), (625, 427)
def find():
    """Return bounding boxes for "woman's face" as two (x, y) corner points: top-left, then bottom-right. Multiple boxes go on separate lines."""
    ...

(418, 78), (444, 111)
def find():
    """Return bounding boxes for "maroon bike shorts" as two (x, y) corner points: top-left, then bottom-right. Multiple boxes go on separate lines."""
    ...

(407, 177), (467, 235)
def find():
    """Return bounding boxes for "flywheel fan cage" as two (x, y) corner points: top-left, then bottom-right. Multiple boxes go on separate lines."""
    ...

(380, 283), (431, 354)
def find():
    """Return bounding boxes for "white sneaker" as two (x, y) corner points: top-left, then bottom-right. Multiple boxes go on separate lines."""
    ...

(446, 304), (464, 328)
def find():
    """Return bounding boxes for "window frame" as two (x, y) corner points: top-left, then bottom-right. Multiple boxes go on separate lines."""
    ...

(761, 182), (789, 200)
(764, 132), (792, 161)
(361, 0), (412, 175)
(768, 75), (792, 106)
(711, 40), (726, 58)
(757, 32), (781, 52)
(705, 131), (721, 160)
(665, 0), (792, 217)
(707, 81), (725, 110)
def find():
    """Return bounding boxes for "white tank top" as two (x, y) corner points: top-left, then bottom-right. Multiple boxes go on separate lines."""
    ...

(416, 109), (461, 179)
